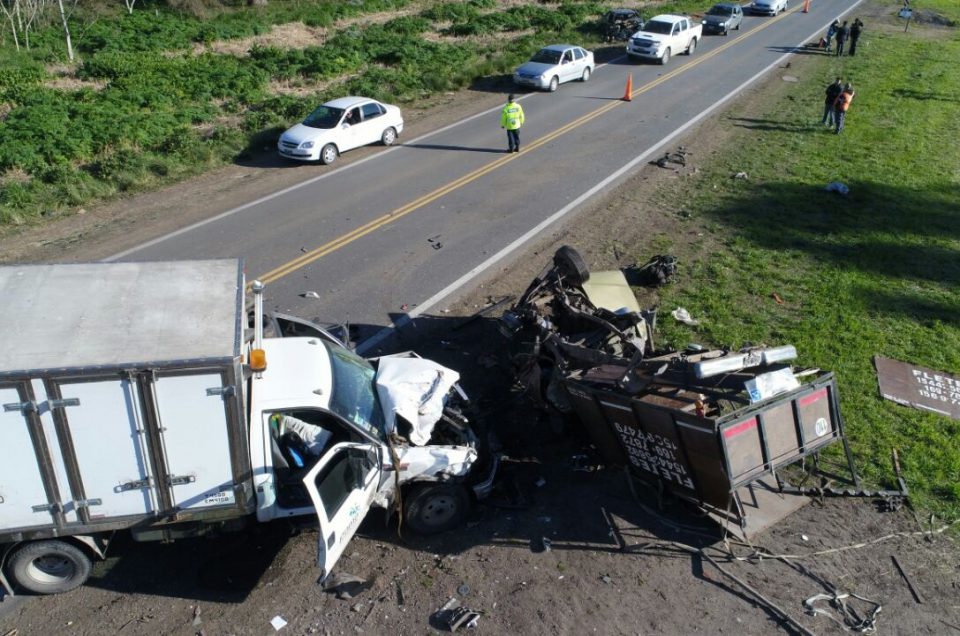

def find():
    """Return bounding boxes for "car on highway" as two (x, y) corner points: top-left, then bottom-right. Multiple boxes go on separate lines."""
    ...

(701, 3), (743, 34)
(277, 96), (404, 165)
(626, 14), (702, 65)
(750, 0), (788, 16)
(513, 44), (594, 92)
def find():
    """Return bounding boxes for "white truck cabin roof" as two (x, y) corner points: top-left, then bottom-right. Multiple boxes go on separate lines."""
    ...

(0, 259), (244, 375)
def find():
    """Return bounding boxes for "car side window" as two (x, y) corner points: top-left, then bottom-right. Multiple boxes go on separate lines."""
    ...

(672, 24), (680, 35)
(561, 51), (571, 64)
(343, 108), (360, 126)
(573, 48), (584, 60)
(361, 103), (383, 121)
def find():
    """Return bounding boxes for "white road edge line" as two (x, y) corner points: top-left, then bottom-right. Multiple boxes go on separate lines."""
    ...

(356, 4), (862, 354)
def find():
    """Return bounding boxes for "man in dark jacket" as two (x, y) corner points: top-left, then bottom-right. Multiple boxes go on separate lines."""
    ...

(850, 19), (863, 56)
(835, 21), (850, 56)
(822, 77), (843, 126)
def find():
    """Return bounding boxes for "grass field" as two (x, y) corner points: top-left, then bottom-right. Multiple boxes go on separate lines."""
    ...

(650, 1), (960, 515)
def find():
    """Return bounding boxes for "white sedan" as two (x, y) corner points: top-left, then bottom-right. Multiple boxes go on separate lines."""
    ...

(513, 44), (594, 92)
(277, 96), (404, 165)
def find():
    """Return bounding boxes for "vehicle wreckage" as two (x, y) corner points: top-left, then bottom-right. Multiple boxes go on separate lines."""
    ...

(500, 247), (906, 536)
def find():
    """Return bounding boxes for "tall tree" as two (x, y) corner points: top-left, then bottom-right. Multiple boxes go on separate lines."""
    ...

(56, 0), (72, 61)
(0, 0), (23, 51)
(123, 0), (136, 14)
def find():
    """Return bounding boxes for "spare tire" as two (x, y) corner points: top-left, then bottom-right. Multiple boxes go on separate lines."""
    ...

(553, 246), (590, 286)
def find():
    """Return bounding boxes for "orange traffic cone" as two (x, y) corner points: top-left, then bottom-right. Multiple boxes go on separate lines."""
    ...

(623, 74), (633, 101)
(802, 0), (810, 12)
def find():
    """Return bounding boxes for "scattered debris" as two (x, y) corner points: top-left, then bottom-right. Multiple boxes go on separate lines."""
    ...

(801, 534), (809, 542)
(270, 615), (288, 631)
(875, 356), (960, 421)
(891, 555), (924, 604)
(428, 235), (444, 250)
(324, 572), (371, 600)
(825, 181), (850, 196)
(782, 75), (799, 82)
(652, 147), (689, 169)
(299, 291), (321, 299)
(432, 597), (482, 632)
(772, 292), (784, 304)
(534, 477), (547, 488)
(671, 307), (700, 326)
(624, 254), (677, 287)
(601, 575), (613, 584)
(803, 591), (882, 633)
(457, 584), (471, 597)
(192, 605), (202, 627)
(733, 171), (749, 179)
(539, 537), (552, 552)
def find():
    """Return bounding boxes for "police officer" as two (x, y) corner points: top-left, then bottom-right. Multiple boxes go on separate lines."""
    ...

(500, 94), (525, 153)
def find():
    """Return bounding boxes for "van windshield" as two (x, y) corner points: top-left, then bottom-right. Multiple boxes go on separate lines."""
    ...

(322, 341), (385, 439)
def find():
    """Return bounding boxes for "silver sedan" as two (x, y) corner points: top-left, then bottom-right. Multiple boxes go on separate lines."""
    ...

(513, 44), (595, 92)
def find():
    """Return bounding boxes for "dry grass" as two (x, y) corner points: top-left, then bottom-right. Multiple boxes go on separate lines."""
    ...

(0, 167), (33, 185)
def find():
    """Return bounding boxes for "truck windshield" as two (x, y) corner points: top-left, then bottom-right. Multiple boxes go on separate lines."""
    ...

(322, 341), (385, 439)
(643, 20), (673, 34)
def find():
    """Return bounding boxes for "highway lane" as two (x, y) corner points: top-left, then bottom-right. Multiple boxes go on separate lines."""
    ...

(114, 0), (863, 346)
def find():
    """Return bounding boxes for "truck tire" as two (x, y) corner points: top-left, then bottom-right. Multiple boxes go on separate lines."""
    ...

(660, 48), (671, 65)
(687, 38), (697, 55)
(553, 245), (590, 286)
(403, 484), (469, 535)
(8, 540), (92, 595)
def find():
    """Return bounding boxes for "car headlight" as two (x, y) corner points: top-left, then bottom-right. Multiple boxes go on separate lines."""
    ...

(301, 141), (314, 149)
(702, 19), (707, 24)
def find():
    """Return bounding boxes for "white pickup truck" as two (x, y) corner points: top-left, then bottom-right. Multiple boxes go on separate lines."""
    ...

(0, 259), (496, 596)
(626, 14), (703, 65)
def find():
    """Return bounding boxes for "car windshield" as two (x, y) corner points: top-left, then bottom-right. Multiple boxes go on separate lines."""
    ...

(302, 105), (345, 129)
(322, 341), (385, 439)
(530, 49), (563, 64)
(642, 20), (673, 34)
(708, 5), (734, 15)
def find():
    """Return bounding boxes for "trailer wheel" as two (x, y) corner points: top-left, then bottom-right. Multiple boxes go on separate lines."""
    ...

(8, 540), (92, 595)
(553, 245), (590, 286)
(403, 484), (469, 535)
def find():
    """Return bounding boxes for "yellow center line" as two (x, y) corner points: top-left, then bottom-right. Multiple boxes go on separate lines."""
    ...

(256, 6), (799, 286)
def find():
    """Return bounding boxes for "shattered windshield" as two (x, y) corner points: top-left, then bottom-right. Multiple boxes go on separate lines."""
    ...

(707, 5), (734, 15)
(530, 49), (562, 64)
(642, 20), (673, 34)
(303, 105), (344, 129)
(323, 341), (385, 439)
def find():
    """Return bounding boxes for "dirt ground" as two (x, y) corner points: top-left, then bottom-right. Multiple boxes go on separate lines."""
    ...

(3, 16), (960, 636)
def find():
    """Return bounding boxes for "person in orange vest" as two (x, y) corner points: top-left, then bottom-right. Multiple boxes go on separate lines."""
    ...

(500, 94), (525, 153)
(833, 83), (855, 134)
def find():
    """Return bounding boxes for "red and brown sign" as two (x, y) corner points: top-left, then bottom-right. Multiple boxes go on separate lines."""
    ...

(874, 356), (960, 420)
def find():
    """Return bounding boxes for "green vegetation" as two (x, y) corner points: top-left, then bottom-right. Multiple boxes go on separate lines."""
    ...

(646, 5), (960, 515)
(0, 0), (615, 226)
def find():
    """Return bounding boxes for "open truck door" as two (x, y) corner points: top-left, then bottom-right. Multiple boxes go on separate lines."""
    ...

(302, 442), (381, 581)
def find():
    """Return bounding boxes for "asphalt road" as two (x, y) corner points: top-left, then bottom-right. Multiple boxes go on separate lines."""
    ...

(109, 0), (864, 352)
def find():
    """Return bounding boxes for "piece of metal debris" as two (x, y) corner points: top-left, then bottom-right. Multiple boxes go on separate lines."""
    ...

(269, 615), (288, 631)
(299, 291), (321, 299)
(891, 555), (924, 604)
(671, 307), (700, 326)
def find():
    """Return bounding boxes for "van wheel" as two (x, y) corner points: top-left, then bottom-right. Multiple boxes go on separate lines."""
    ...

(8, 540), (92, 595)
(548, 76), (559, 92)
(660, 48), (671, 65)
(320, 143), (338, 165)
(381, 127), (397, 146)
(553, 245), (590, 286)
(403, 484), (469, 535)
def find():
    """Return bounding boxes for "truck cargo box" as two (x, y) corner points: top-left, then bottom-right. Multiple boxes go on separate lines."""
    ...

(0, 260), (254, 543)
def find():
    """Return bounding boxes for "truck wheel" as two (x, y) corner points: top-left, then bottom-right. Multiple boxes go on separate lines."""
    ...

(320, 143), (338, 165)
(687, 38), (697, 55)
(403, 484), (469, 535)
(381, 126), (397, 146)
(660, 48), (671, 65)
(8, 540), (92, 595)
(553, 245), (590, 286)
(548, 76), (559, 92)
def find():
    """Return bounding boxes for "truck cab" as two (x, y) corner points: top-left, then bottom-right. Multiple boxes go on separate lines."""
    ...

(626, 14), (702, 65)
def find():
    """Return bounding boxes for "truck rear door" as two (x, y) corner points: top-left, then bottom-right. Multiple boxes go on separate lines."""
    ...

(0, 383), (55, 530)
(302, 442), (380, 581)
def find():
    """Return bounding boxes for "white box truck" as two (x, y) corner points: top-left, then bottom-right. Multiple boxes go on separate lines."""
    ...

(0, 259), (495, 596)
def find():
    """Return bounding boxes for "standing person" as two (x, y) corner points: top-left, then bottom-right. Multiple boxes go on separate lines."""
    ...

(822, 77), (843, 127)
(833, 82), (855, 134)
(850, 19), (863, 56)
(825, 19), (840, 53)
(835, 21), (850, 56)
(500, 94), (525, 153)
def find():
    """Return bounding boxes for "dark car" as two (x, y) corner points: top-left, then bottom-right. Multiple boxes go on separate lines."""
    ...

(701, 3), (743, 35)
(602, 8), (644, 42)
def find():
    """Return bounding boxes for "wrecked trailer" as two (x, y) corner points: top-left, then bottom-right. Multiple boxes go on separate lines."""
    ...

(500, 247), (904, 536)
